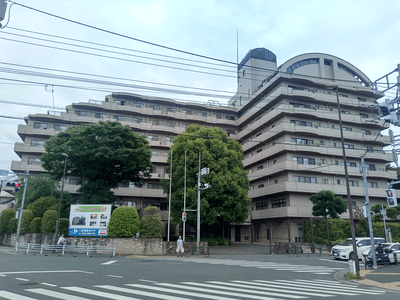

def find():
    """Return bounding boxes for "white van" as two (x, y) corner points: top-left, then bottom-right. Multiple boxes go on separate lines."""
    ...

(331, 237), (385, 260)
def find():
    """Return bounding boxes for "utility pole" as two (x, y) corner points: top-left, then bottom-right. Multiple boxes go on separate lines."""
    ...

(197, 152), (201, 251)
(360, 155), (378, 269)
(167, 150), (173, 241)
(15, 170), (29, 250)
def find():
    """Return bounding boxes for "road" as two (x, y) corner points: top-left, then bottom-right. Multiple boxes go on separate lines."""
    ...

(0, 249), (397, 299)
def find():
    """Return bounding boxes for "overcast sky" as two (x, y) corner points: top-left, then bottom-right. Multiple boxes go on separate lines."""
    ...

(1, 0), (399, 172)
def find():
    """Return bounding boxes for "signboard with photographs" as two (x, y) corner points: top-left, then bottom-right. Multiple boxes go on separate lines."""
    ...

(68, 204), (112, 236)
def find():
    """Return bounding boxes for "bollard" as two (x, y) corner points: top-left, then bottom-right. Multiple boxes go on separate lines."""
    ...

(27, 243), (30, 254)
(40, 244), (44, 255)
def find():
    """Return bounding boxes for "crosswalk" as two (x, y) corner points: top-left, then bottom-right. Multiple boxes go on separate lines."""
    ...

(0, 279), (385, 299)
(163, 258), (344, 274)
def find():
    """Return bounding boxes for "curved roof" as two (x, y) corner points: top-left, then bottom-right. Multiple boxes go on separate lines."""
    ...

(279, 53), (372, 87)
(238, 48), (276, 71)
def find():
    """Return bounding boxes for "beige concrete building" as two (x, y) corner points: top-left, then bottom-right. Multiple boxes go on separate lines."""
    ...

(11, 48), (397, 243)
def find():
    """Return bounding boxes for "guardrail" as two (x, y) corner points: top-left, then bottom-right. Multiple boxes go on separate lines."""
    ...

(15, 242), (116, 257)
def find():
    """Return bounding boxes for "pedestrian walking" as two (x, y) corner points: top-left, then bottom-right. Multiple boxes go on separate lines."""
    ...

(176, 236), (184, 257)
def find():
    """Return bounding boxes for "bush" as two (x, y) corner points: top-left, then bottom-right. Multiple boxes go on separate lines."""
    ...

(140, 206), (162, 238)
(41, 210), (58, 234)
(107, 206), (140, 237)
(59, 218), (69, 236)
(0, 208), (15, 233)
(21, 209), (34, 234)
(30, 217), (42, 233)
(9, 218), (18, 233)
(27, 196), (58, 218)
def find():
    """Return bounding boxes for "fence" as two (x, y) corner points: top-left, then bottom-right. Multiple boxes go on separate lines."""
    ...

(15, 242), (116, 257)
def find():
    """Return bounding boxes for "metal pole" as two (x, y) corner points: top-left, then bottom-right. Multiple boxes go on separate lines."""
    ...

(183, 151), (187, 242)
(197, 152), (201, 251)
(360, 154), (377, 269)
(382, 204), (388, 242)
(335, 87), (360, 273)
(54, 154), (68, 245)
(15, 170), (29, 250)
(167, 150), (173, 241)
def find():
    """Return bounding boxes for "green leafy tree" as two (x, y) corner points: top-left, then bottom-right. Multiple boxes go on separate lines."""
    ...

(160, 125), (250, 235)
(27, 196), (58, 218)
(21, 209), (34, 234)
(30, 217), (42, 233)
(14, 174), (61, 209)
(41, 121), (153, 204)
(59, 218), (69, 236)
(107, 206), (140, 237)
(310, 190), (348, 249)
(41, 210), (58, 234)
(0, 208), (15, 233)
(386, 206), (400, 219)
(9, 218), (18, 233)
(140, 206), (162, 238)
(371, 203), (387, 222)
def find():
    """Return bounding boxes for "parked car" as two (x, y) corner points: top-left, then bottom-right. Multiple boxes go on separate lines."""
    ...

(331, 237), (385, 260)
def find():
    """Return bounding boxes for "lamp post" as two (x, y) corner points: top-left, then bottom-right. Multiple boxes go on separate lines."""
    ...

(327, 85), (360, 274)
(54, 153), (68, 245)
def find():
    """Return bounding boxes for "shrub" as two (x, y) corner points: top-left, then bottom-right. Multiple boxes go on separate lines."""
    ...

(0, 208), (15, 232)
(9, 218), (18, 233)
(107, 206), (140, 237)
(30, 217), (42, 233)
(41, 210), (58, 234)
(27, 196), (58, 218)
(21, 209), (34, 234)
(59, 218), (69, 236)
(140, 206), (162, 238)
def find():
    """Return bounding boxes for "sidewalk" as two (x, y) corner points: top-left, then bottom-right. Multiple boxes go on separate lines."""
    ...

(359, 264), (400, 291)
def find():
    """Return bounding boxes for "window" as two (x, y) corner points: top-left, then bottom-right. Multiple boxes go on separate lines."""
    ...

(198, 112), (207, 117)
(54, 125), (66, 131)
(165, 137), (174, 143)
(226, 115), (236, 121)
(95, 113), (107, 119)
(335, 161), (339, 165)
(212, 114), (221, 119)
(149, 120), (159, 125)
(332, 142), (337, 147)
(31, 140), (45, 147)
(256, 202), (268, 210)
(341, 110), (350, 114)
(256, 132), (262, 137)
(347, 162), (357, 167)
(75, 110), (87, 116)
(274, 180), (278, 184)
(331, 125), (335, 129)
(292, 138), (313, 145)
(349, 180), (359, 187)
(113, 115), (124, 121)
(294, 176), (317, 183)
(368, 182), (378, 188)
(166, 122), (175, 127)
(364, 146), (373, 153)
(182, 109), (191, 115)
(293, 157), (315, 165)
(290, 102), (311, 109)
(258, 184), (265, 188)
(164, 152), (169, 158)
(115, 100), (125, 105)
(167, 107), (177, 113)
(152, 151), (158, 157)
(361, 129), (371, 135)
(366, 164), (376, 171)
(343, 127), (352, 131)
(360, 113), (369, 118)
(243, 70), (245, 77)
(337, 179), (341, 185)
(290, 120), (312, 127)
(147, 183), (159, 189)
(148, 135), (158, 141)
(28, 157), (41, 165)
(344, 144), (354, 149)
(257, 165), (263, 170)
(358, 97), (367, 102)
(149, 105), (160, 110)
(132, 102), (143, 108)
(34, 122), (47, 129)
(256, 148), (262, 153)
(272, 199), (286, 208)
(132, 117), (142, 123)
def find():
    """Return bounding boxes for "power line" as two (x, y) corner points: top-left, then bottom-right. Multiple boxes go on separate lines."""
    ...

(0, 99), (64, 110)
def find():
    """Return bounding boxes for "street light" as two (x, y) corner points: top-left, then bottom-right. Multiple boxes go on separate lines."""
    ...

(54, 153), (68, 245)
(326, 85), (360, 274)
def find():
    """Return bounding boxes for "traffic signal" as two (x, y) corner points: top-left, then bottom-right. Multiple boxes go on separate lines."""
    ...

(385, 189), (398, 207)
(13, 183), (20, 193)
(182, 212), (187, 222)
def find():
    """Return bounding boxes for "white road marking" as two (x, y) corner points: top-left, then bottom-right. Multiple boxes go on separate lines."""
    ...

(97, 285), (192, 300)
(62, 286), (141, 300)
(107, 275), (123, 278)
(0, 290), (37, 299)
(319, 258), (349, 264)
(101, 260), (118, 265)
(15, 278), (30, 281)
(138, 279), (157, 283)
(0, 270), (94, 275)
(40, 283), (58, 287)
(25, 288), (91, 300)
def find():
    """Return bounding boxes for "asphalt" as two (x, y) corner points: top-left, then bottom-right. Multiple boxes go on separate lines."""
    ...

(1, 243), (400, 292)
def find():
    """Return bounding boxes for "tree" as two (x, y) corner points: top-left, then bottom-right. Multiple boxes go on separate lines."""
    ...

(0, 208), (15, 233)
(30, 217), (42, 233)
(41, 210), (58, 234)
(41, 121), (153, 204)
(140, 206), (162, 238)
(310, 190), (348, 249)
(20, 209), (34, 234)
(27, 196), (58, 218)
(107, 206), (140, 237)
(160, 125), (250, 236)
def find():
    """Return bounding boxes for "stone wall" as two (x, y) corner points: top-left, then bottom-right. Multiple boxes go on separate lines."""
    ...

(0, 233), (207, 255)
(270, 242), (317, 254)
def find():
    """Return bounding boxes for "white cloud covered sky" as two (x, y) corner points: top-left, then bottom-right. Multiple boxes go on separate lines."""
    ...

(1, 0), (399, 171)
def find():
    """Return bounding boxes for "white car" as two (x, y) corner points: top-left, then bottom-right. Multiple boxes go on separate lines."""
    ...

(331, 237), (385, 260)
(383, 243), (400, 263)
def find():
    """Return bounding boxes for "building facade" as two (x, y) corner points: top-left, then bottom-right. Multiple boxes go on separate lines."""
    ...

(11, 48), (397, 242)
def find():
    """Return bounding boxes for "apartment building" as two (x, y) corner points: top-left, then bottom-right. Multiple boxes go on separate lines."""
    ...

(10, 48), (396, 243)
